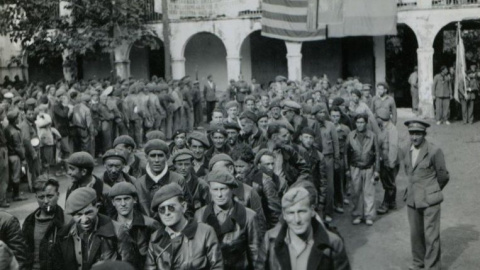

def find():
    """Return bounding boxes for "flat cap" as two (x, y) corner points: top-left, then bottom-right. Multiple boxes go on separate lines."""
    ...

(332, 97), (345, 106)
(170, 149), (194, 163)
(275, 75), (287, 82)
(188, 131), (210, 148)
(108, 182), (137, 198)
(144, 139), (169, 155)
(208, 153), (234, 170)
(210, 126), (227, 137)
(102, 149), (126, 163)
(67, 151), (95, 169)
(281, 187), (310, 209)
(113, 135), (136, 149)
(172, 129), (187, 139)
(206, 170), (238, 188)
(151, 183), (183, 213)
(300, 127), (315, 137)
(225, 101), (239, 110)
(239, 110), (257, 123)
(283, 100), (302, 111)
(224, 122), (241, 131)
(404, 119), (430, 132)
(65, 187), (97, 214)
(375, 108), (390, 121)
(311, 103), (328, 115)
(145, 130), (166, 141)
(6, 110), (19, 122)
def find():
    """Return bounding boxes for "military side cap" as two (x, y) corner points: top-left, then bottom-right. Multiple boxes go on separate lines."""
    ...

(146, 130), (166, 141)
(67, 151), (95, 169)
(332, 97), (345, 106)
(404, 119), (430, 132)
(239, 110), (257, 122)
(151, 183), (184, 213)
(144, 139), (169, 155)
(210, 126), (227, 137)
(282, 187), (310, 209)
(269, 99), (282, 110)
(109, 182), (137, 198)
(225, 101), (239, 110)
(208, 153), (234, 170)
(188, 131), (210, 148)
(172, 129), (187, 139)
(170, 149), (194, 163)
(300, 127), (315, 137)
(311, 103), (328, 115)
(375, 108), (390, 121)
(65, 187), (97, 214)
(113, 135), (136, 149)
(206, 170), (238, 188)
(283, 100), (302, 111)
(6, 110), (19, 122)
(224, 122), (241, 131)
(256, 112), (268, 122)
(102, 149), (126, 163)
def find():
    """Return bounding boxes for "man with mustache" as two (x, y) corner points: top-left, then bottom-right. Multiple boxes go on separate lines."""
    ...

(22, 178), (64, 270)
(53, 187), (118, 270)
(224, 122), (241, 148)
(187, 131), (210, 179)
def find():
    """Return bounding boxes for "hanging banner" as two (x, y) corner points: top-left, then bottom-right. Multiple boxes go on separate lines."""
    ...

(154, 0), (260, 19)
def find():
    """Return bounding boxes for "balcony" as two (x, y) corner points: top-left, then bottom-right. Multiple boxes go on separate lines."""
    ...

(397, 0), (480, 9)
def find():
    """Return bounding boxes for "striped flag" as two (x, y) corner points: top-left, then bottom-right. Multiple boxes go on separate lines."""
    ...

(454, 23), (466, 102)
(261, 0), (327, 42)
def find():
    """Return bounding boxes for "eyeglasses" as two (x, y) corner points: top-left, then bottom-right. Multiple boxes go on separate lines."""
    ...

(158, 205), (176, 214)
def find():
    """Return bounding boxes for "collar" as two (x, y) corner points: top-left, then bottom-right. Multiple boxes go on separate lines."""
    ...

(410, 141), (425, 152)
(146, 163), (168, 183)
(152, 219), (198, 243)
(69, 214), (116, 238)
(353, 130), (371, 139)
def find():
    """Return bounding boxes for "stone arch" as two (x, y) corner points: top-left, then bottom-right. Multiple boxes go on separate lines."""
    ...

(128, 36), (165, 79)
(173, 29), (228, 60)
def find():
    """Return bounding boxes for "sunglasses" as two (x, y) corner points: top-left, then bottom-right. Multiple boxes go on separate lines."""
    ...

(158, 205), (176, 214)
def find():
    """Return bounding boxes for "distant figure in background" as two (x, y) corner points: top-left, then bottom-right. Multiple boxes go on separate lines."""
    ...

(204, 75), (217, 123)
(408, 66), (419, 114)
(432, 66), (452, 125)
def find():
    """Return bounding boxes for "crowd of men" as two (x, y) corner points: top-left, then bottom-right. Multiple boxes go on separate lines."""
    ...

(0, 73), (449, 270)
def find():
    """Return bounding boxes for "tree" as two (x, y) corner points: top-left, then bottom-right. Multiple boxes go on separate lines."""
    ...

(0, 0), (159, 80)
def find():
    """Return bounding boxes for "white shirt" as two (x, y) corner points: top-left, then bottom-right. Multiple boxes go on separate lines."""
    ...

(410, 145), (421, 167)
(146, 163), (168, 183)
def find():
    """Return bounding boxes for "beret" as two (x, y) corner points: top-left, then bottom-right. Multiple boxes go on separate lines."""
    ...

(256, 112), (268, 121)
(404, 119), (430, 132)
(172, 129), (187, 139)
(188, 131), (210, 148)
(113, 135), (136, 149)
(102, 149), (126, 163)
(282, 187), (310, 209)
(144, 139), (169, 155)
(300, 127), (315, 137)
(375, 108), (390, 121)
(225, 101), (239, 110)
(67, 151), (95, 169)
(275, 75), (287, 82)
(239, 110), (257, 123)
(332, 97), (345, 106)
(145, 130), (166, 141)
(208, 153), (234, 170)
(210, 126), (227, 137)
(283, 100), (302, 110)
(108, 182), (137, 198)
(26, 98), (37, 106)
(269, 99), (282, 110)
(151, 183), (184, 212)
(254, 149), (274, 166)
(244, 95), (256, 103)
(6, 110), (19, 122)
(311, 103), (328, 115)
(3, 92), (13, 99)
(65, 187), (97, 214)
(206, 170), (238, 188)
(170, 149), (194, 162)
(224, 122), (241, 131)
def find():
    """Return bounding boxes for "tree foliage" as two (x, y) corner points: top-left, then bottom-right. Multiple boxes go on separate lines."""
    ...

(0, 0), (159, 70)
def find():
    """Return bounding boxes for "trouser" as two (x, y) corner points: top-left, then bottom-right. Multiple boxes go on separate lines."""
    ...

(187, 108), (194, 131)
(333, 160), (345, 208)
(350, 166), (376, 220)
(59, 136), (71, 159)
(206, 101), (216, 122)
(407, 204), (441, 270)
(460, 97), (474, 124)
(380, 163), (399, 208)
(129, 119), (143, 147)
(73, 127), (92, 154)
(320, 155), (335, 216)
(0, 147), (8, 204)
(435, 97), (450, 122)
(114, 120), (128, 136)
(8, 155), (21, 198)
(411, 86), (419, 111)
(101, 120), (113, 152)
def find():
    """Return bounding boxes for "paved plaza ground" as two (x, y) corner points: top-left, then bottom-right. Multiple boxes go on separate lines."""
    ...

(4, 109), (480, 270)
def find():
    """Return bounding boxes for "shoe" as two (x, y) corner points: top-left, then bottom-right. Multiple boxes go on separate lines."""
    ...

(335, 207), (344, 214)
(324, 215), (333, 223)
(436, 121), (441, 125)
(0, 203), (10, 208)
(365, 219), (374, 226)
(445, 121), (451, 125)
(13, 196), (27, 202)
(343, 199), (350, 205)
(377, 204), (389, 215)
(352, 218), (361, 225)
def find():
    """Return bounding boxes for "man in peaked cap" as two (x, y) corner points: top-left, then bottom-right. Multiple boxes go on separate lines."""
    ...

(401, 119), (449, 270)
(146, 183), (223, 269)
(194, 170), (262, 270)
(261, 186), (350, 270)
(134, 139), (190, 218)
(5, 110), (26, 201)
(54, 187), (118, 270)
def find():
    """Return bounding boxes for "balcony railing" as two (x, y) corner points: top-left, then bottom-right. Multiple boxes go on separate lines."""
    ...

(432, 0), (480, 7)
(144, 0), (162, 22)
